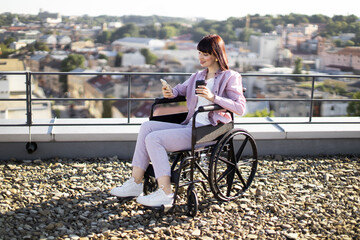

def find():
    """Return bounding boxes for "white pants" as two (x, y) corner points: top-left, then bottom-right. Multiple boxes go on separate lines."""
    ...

(131, 120), (192, 178)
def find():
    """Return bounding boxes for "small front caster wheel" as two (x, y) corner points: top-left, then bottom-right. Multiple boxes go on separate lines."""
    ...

(187, 187), (198, 217)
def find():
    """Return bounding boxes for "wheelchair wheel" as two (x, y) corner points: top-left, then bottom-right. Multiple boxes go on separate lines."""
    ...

(187, 186), (198, 217)
(209, 129), (258, 202)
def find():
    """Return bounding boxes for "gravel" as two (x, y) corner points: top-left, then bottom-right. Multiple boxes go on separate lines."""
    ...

(0, 155), (359, 239)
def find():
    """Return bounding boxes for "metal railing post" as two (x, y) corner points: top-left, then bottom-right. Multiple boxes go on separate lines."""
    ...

(127, 74), (131, 124)
(25, 71), (32, 127)
(309, 76), (316, 122)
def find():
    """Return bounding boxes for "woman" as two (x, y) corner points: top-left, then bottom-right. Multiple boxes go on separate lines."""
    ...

(110, 34), (246, 207)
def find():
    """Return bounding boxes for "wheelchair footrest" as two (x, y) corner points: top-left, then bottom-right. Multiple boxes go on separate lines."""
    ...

(143, 204), (174, 213)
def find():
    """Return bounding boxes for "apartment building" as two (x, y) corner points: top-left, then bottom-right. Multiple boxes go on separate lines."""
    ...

(320, 46), (360, 73)
(111, 37), (166, 51)
(0, 59), (51, 119)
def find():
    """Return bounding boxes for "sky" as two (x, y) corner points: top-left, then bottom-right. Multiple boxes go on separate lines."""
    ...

(1, 0), (359, 21)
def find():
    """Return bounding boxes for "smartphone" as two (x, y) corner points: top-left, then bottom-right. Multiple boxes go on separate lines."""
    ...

(160, 79), (168, 87)
(195, 80), (206, 93)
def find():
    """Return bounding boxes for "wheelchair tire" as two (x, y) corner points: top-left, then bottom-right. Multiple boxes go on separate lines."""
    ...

(187, 187), (198, 217)
(209, 129), (258, 202)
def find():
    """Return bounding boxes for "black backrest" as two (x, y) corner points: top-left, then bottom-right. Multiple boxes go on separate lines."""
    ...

(149, 96), (188, 123)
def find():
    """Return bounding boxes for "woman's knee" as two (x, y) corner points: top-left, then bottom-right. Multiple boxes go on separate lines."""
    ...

(140, 120), (162, 134)
(140, 120), (151, 132)
(144, 131), (159, 147)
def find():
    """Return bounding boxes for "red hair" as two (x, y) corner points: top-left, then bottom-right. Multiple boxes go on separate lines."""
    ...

(197, 34), (229, 71)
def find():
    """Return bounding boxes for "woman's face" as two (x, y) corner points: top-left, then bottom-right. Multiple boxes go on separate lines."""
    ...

(198, 51), (217, 69)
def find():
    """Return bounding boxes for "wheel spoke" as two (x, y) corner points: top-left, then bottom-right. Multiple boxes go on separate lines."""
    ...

(225, 139), (238, 196)
(218, 154), (235, 167)
(216, 164), (233, 184)
(236, 136), (249, 161)
(226, 167), (236, 196)
(235, 168), (247, 189)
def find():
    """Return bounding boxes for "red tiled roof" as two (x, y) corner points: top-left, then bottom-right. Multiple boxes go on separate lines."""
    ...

(337, 47), (360, 57)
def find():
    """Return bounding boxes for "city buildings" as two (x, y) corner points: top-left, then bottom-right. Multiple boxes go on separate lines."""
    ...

(0, 11), (359, 120)
(0, 59), (51, 119)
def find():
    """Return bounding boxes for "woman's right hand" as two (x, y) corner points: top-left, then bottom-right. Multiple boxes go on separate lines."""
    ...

(162, 85), (174, 98)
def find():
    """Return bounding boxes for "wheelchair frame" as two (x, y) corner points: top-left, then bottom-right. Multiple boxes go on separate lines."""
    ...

(144, 96), (258, 216)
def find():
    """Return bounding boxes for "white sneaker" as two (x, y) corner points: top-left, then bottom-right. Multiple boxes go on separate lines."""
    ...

(110, 177), (143, 198)
(136, 187), (174, 207)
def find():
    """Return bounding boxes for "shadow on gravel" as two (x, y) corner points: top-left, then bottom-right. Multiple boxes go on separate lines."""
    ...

(0, 158), (219, 239)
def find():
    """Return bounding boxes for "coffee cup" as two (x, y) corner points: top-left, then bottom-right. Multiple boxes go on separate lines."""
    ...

(195, 80), (206, 94)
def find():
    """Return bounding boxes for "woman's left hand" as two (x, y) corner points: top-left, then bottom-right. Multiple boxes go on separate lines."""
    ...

(196, 85), (215, 102)
(162, 85), (174, 98)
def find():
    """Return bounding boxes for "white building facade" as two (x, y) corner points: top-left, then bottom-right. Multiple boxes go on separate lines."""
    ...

(112, 37), (166, 51)
(249, 34), (282, 64)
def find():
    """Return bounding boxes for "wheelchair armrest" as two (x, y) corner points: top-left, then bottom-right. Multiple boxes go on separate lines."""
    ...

(154, 96), (186, 104)
(197, 104), (223, 112)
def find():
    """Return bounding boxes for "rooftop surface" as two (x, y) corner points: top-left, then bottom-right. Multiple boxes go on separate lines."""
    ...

(0, 155), (359, 239)
(0, 59), (25, 71)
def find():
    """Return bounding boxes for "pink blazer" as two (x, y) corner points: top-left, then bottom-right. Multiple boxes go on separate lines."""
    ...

(171, 69), (246, 126)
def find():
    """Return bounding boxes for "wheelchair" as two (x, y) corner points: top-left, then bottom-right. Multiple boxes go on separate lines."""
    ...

(143, 96), (258, 216)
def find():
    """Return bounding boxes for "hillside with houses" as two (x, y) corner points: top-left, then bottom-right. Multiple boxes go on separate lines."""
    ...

(0, 11), (360, 119)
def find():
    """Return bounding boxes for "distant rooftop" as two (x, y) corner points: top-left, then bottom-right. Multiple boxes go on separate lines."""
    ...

(0, 59), (25, 71)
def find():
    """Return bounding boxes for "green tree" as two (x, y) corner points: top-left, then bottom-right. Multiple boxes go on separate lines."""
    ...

(227, 17), (247, 28)
(60, 54), (86, 93)
(309, 14), (329, 23)
(159, 26), (177, 39)
(140, 48), (158, 65)
(345, 40), (355, 46)
(333, 39), (342, 47)
(140, 24), (159, 38)
(167, 44), (177, 50)
(111, 23), (140, 41)
(102, 99), (113, 118)
(4, 37), (16, 46)
(292, 57), (305, 81)
(0, 37), (17, 57)
(61, 54), (85, 72)
(259, 19), (274, 33)
(0, 43), (15, 57)
(98, 53), (108, 60)
(244, 108), (275, 117)
(239, 27), (252, 42)
(191, 27), (208, 42)
(218, 22), (237, 42)
(347, 92), (360, 116)
(96, 30), (112, 44)
(33, 41), (50, 52)
(115, 52), (123, 67)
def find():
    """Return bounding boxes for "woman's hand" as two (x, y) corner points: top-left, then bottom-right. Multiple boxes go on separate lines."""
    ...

(162, 85), (174, 98)
(196, 85), (215, 102)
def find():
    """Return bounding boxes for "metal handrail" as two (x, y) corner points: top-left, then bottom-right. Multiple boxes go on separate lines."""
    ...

(0, 71), (360, 127)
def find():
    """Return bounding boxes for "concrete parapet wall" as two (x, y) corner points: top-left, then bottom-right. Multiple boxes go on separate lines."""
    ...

(0, 117), (359, 160)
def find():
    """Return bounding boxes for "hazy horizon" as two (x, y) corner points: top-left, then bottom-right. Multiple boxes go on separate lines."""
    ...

(1, 0), (359, 21)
